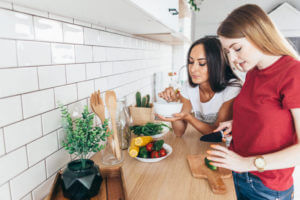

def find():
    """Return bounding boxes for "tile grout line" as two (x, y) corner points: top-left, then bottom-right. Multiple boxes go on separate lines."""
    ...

(0, 65), (161, 101)
(14, 39), (19, 67)
(0, 35), (156, 51)
(1, 127), (7, 155)
(8, 181), (12, 200)
(0, 56), (163, 70)
(20, 95), (24, 121)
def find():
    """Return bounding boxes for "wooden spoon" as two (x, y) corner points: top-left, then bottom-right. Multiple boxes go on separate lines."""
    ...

(90, 90), (115, 157)
(105, 90), (122, 160)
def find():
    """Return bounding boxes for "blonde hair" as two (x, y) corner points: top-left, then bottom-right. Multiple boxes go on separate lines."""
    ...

(217, 4), (299, 59)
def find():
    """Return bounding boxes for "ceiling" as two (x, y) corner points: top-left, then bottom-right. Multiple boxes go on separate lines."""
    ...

(192, 0), (300, 39)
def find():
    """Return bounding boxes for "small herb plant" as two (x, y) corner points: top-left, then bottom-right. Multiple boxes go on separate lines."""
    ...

(135, 92), (151, 108)
(188, 0), (204, 11)
(60, 105), (111, 169)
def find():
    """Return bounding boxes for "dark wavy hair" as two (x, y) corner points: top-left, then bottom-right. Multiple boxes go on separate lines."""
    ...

(187, 37), (240, 92)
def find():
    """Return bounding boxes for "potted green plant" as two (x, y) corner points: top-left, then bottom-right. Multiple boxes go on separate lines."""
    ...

(60, 105), (111, 200)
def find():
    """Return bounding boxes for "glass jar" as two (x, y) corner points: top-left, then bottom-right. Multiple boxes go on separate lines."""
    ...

(116, 98), (131, 150)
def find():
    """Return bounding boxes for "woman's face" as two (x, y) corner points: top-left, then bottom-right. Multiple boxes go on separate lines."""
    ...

(219, 36), (263, 72)
(188, 44), (209, 85)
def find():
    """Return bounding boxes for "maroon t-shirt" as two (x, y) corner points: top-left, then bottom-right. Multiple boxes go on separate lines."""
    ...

(230, 55), (300, 191)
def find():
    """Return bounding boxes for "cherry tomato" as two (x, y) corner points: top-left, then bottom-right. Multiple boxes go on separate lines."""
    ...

(159, 148), (167, 157)
(151, 151), (159, 158)
(146, 142), (153, 152)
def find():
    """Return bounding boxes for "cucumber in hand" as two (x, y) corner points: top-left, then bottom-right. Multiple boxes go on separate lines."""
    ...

(205, 157), (218, 171)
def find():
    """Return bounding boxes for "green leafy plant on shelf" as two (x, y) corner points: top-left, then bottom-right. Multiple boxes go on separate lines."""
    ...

(60, 105), (111, 169)
(188, 0), (204, 11)
(136, 92), (151, 108)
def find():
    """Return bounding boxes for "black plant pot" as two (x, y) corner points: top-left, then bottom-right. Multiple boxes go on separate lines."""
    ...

(61, 159), (102, 200)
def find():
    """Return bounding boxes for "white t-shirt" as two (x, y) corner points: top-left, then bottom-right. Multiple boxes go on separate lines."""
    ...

(180, 81), (241, 124)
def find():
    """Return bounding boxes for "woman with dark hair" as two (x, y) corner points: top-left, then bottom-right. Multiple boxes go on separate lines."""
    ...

(157, 37), (241, 136)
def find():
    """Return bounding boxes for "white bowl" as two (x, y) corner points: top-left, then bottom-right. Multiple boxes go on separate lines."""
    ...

(154, 102), (183, 118)
(134, 143), (172, 163)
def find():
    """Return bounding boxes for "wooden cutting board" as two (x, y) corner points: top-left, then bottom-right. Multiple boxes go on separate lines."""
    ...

(187, 154), (232, 194)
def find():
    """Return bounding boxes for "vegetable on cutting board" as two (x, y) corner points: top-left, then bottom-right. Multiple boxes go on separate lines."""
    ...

(205, 157), (218, 171)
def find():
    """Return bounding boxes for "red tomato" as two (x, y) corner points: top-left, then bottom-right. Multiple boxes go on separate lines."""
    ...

(159, 148), (167, 157)
(146, 142), (153, 152)
(151, 151), (159, 158)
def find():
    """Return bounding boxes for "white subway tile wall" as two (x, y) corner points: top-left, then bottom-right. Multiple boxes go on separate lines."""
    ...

(13, 5), (48, 18)
(66, 64), (86, 83)
(45, 148), (70, 178)
(41, 109), (61, 135)
(0, 1), (12, 10)
(0, 183), (11, 200)
(0, 129), (4, 156)
(0, 9), (34, 40)
(4, 116), (42, 152)
(38, 65), (66, 89)
(49, 14), (73, 24)
(10, 162), (46, 200)
(0, 4), (171, 200)
(26, 132), (58, 166)
(32, 174), (55, 200)
(21, 89), (55, 118)
(0, 96), (22, 127)
(34, 17), (63, 42)
(0, 147), (28, 185)
(20, 194), (31, 200)
(86, 63), (101, 79)
(0, 68), (39, 98)
(17, 41), (51, 66)
(0, 39), (17, 68)
(62, 23), (83, 44)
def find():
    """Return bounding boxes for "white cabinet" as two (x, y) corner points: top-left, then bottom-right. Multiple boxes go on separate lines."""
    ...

(8, 0), (189, 44)
(129, 0), (179, 32)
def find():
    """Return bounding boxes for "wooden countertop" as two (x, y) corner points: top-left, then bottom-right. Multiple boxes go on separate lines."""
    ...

(95, 125), (237, 200)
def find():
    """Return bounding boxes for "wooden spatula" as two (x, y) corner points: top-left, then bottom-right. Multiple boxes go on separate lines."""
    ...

(90, 90), (115, 157)
(105, 90), (122, 160)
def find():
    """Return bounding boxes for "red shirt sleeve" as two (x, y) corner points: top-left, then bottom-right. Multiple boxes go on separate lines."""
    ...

(280, 63), (300, 109)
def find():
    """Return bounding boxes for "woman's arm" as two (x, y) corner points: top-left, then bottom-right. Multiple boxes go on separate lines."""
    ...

(160, 98), (235, 135)
(157, 87), (192, 136)
(207, 108), (300, 172)
(185, 98), (235, 135)
(170, 96), (191, 137)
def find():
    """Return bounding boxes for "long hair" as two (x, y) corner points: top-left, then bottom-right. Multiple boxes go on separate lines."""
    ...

(187, 37), (240, 92)
(217, 4), (299, 59)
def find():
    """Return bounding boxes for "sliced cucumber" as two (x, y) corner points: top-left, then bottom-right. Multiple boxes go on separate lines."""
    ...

(205, 157), (218, 171)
